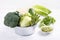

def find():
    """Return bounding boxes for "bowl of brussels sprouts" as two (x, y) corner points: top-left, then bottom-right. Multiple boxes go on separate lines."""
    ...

(40, 26), (53, 35)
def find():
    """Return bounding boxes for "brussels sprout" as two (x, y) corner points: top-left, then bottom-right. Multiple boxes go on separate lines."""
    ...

(41, 26), (53, 32)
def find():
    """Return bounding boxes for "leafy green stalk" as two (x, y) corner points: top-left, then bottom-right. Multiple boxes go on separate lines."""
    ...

(33, 5), (51, 14)
(33, 5), (51, 16)
(28, 8), (40, 26)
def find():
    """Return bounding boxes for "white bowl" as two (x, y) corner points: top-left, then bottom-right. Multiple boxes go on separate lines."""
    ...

(40, 25), (54, 35)
(15, 25), (36, 36)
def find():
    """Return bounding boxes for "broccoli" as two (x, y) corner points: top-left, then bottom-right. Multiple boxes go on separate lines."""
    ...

(4, 11), (20, 28)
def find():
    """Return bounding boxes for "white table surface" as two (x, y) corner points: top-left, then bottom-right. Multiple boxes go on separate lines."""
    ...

(0, 0), (60, 40)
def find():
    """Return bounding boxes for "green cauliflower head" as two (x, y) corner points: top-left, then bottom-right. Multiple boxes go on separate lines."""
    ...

(20, 13), (32, 27)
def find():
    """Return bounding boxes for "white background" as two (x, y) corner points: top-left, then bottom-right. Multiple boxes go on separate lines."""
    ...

(0, 0), (60, 40)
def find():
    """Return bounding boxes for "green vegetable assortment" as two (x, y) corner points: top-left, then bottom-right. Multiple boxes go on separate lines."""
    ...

(4, 5), (56, 33)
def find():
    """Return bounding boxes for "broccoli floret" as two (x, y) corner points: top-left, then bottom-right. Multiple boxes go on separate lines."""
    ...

(4, 11), (20, 28)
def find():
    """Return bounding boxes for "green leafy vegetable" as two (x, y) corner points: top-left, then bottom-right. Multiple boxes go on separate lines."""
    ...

(28, 8), (35, 16)
(34, 9), (48, 16)
(4, 11), (20, 28)
(28, 8), (40, 26)
(33, 5), (51, 13)
(41, 16), (56, 25)
(33, 5), (51, 16)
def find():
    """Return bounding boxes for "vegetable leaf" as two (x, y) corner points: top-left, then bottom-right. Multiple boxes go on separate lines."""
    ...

(28, 8), (35, 15)
(41, 16), (56, 25)
(33, 5), (51, 16)
(28, 8), (40, 26)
